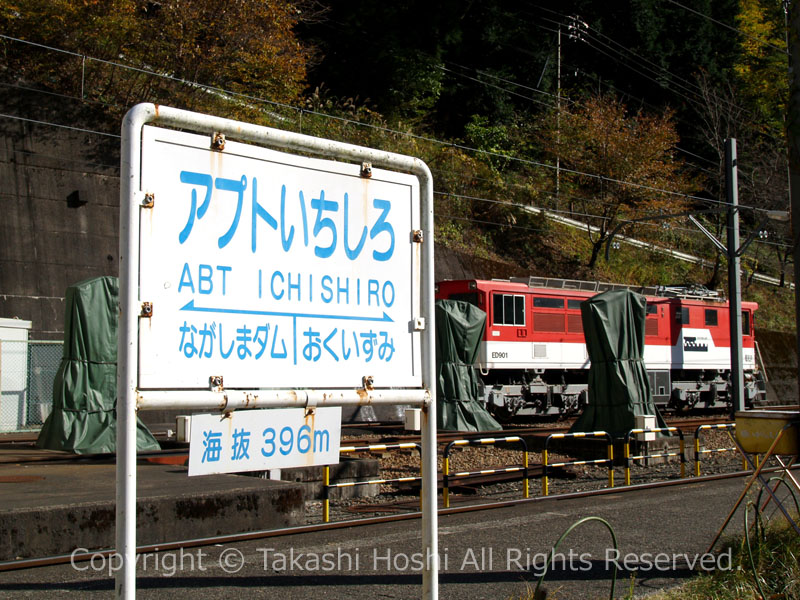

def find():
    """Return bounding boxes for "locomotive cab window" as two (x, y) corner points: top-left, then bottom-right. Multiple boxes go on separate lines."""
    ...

(742, 311), (751, 336)
(705, 309), (718, 327)
(646, 304), (657, 315)
(493, 293), (525, 326)
(675, 307), (690, 325)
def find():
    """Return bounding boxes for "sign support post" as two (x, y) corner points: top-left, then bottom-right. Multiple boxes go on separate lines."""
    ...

(117, 104), (437, 599)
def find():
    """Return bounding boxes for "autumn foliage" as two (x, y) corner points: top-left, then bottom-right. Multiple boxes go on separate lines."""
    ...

(0, 0), (313, 115)
(541, 95), (694, 267)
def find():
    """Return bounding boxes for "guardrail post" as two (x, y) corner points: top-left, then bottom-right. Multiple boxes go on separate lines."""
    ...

(606, 435), (614, 488)
(694, 429), (702, 477)
(523, 451), (530, 499)
(324, 443), (424, 522)
(542, 446), (550, 496)
(679, 431), (686, 478)
(323, 465), (330, 523)
(694, 424), (737, 477)
(444, 437), (528, 504)
(625, 427), (686, 485)
(624, 433), (632, 486)
(443, 451), (451, 509)
(544, 432), (612, 495)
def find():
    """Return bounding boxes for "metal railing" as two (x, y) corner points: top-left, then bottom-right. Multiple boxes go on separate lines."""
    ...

(694, 424), (743, 476)
(542, 431), (614, 496)
(323, 442), (422, 522)
(442, 436), (529, 508)
(624, 427), (686, 485)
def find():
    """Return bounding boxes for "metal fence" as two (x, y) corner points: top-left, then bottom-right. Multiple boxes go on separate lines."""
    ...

(0, 340), (63, 433)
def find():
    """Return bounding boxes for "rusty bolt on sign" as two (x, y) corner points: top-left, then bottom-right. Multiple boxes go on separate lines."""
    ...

(211, 132), (226, 151)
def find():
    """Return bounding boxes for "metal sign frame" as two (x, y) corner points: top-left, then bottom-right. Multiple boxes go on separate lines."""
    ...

(117, 104), (437, 599)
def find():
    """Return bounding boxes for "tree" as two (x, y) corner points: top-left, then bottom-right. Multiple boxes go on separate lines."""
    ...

(541, 93), (694, 268)
(735, 0), (789, 137)
(135, 0), (313, 107)
(689, 10), (791, 289)
(0, 0), (314, 115)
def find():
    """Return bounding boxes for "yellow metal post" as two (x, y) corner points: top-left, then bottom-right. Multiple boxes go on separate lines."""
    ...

(624, 441), (631, 486)
(695, 436), (701, 476)
(542, 449), (549, 496)
(607, 442), (614, 488)
(323, 465), (330, 523)
(443, 456), (450, 508)
(523, 451), (529, 498)
(680, 438), (686, 478)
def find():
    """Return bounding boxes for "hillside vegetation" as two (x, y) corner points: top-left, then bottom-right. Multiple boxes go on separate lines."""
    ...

(0, 0), (794, 331)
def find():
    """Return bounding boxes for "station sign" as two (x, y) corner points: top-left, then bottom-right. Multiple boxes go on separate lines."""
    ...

(137, 125), (422, 390)
(188, 407), (342, 475)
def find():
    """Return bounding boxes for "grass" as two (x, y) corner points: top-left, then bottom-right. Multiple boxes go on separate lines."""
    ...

(509, 510), (800, 600)
(489, 217), (798, 335)
(644, 514), (800, 600)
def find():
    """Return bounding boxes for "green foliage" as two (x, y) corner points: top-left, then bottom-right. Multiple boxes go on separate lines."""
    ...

(0, 0), (313, 117)
(653, 517), (800, 600)
(740, 283), (796, 333)
(735, 0), (789, 138)
(0, 0), (794, 333)
(539, 93), (697, 268)
(630, 0), (740, 87)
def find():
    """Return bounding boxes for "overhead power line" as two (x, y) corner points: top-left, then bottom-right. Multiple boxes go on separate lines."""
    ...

(664, 0), (789, 56)
(436, 65), (556, 109)
(0, 112), (119, 138)
(0, 33), (781, 217)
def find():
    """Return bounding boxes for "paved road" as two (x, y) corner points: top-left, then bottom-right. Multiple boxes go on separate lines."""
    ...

(3, 476), (767, 599)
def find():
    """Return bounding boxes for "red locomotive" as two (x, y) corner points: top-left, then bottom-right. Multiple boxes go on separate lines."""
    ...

(435, 277), (761, 419)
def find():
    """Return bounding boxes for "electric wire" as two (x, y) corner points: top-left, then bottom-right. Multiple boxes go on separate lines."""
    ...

(0, 33), (753, 207)
(1, 33), (792, 256)
(436, 65), (556, 109)
(664, 0), (789, 56)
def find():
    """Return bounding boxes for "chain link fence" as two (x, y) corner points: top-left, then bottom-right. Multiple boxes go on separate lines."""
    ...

(0, 340), (63, 433)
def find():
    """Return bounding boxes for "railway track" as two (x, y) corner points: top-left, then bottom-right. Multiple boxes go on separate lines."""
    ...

(1, 414), (746, 466)
(5, 464), (799, 573)
(340, 415), (738, 448)
(3, 409), (795, 572)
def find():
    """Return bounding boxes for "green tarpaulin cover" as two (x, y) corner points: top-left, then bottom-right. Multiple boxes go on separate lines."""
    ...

(436, 300), (501, 431)
(36, 277), (160, 454)
(570, 289), (666, 437)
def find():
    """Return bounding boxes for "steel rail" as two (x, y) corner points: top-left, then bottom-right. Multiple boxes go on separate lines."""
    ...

(4, 464), (798, 573)
(1, 417), (735, 466)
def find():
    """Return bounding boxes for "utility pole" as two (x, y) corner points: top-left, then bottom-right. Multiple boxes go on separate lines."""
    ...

(556, 23), (561, 208)
(605, 138), (786, 414)
(788, 1), (800, 403)
(725, 139), (745, 414)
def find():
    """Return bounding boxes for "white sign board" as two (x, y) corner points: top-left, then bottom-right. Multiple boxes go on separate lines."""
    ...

(188, 407), (342, 475)
(138, 126), (422, 390)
